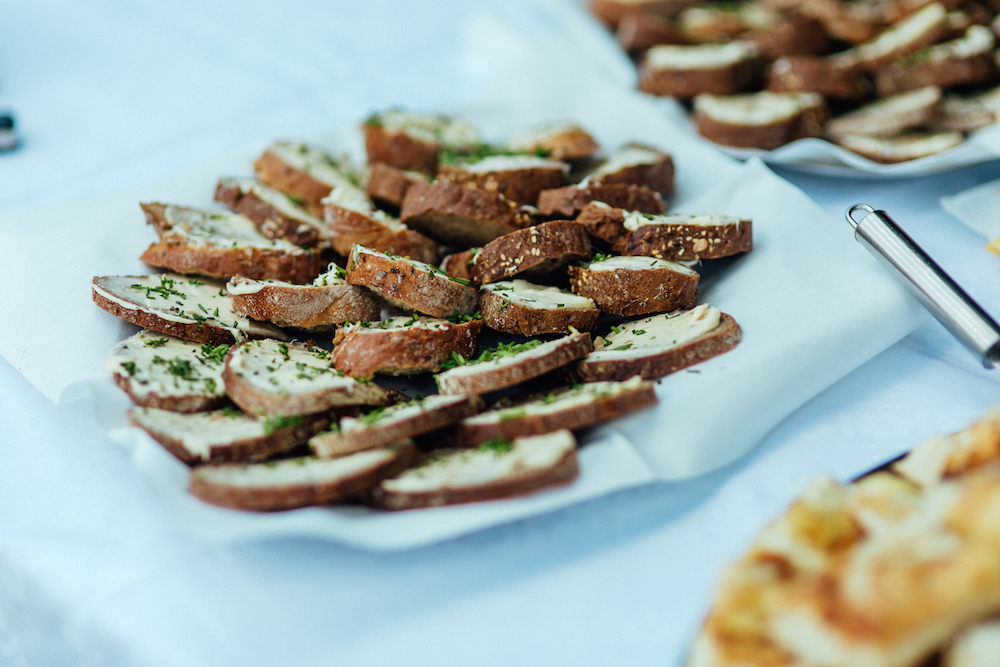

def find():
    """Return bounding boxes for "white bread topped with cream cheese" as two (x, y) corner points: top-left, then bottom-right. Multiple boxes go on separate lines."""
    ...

(622, 211), (753, 260)
(367, 430), (580, 510)
(693, 91), (828, 150)
(639, 41), (764, 98)
(568, 254), (699, 317)
(213, 177), (329, 249)
(106, 330), (229, 413)
(362, 109), (480, 174)
(479, 280), (601, 336)
(138, 203), (327, 284)
(437, 154), (569, 206)
(253, 141), (366, 217)
(92, 273), (288, 346)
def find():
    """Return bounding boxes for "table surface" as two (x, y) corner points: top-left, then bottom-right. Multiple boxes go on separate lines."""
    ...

(3, 1), (1000, 665)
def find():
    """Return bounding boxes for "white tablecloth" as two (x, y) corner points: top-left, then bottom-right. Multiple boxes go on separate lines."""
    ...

(3, 1), (1000, 665)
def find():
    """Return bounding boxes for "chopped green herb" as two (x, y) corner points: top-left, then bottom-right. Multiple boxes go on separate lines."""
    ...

(200, 343), (229, 365)
(220, 405), (242, 418)
(439, 339), (543, 370)
(592, 252), (611, 263)
(633, 330), (646, 335)
(277, 342), (290, 361)
(498, 407), (527, 422)
(446, 311), (482, 324)
(611, 343), (633, 351)
(264, 415), (303, 434)
(144, 338), (169, 348)
(204, 378), (217, 393)
(476, 438), (515, 455)
(166, 358), (198, 381)
(120, 361), (137, 376)
(359, 408), (386, 426)
(128, 276), (185, 301)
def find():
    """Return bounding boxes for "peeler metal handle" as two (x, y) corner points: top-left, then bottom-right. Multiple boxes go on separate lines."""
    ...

(846, 204), (1000, 369)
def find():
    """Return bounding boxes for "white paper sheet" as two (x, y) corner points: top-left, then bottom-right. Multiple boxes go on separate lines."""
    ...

(941, 176), (1000, 239)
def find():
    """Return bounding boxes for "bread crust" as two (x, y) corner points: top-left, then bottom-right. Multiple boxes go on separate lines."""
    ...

(480, 288), (601, 336)
(366, 162), (426, 214)
(363, 123), (438, 174)
(874, 50), (999, 96)
(400, 180), (536, 247)
(591, 0), (699, 28)
(616, 11), (689, 52)
(112, 374), (226, 413)
(437, 163), (566, 206)
(638, 56), (762, 98)
(766, 56), (870, 100)
(190, 443), (421, 511)
(826, 86), (942, 137)
(854, 3), (952, 72)
(471, 220), (593, 285)
(229, 280), (383, 331)
(214, 179), (325, 248)
(439, 249), (479, 283)
(252, 149), (333, 217)
(346, 246), (479, 317)
(436, 332), (594, 395)
(589, 145), (675, 198)
(537, 183), (665, 219)
(576, 202), (630, 249)
(623, 218), (753, 260)
(694, 94), (829, 150)
(521, 126), (601, 162)
(574, 313), (741, 381)
(568, 262), (699, 316)
(331, 319), (483, 378)
(324, 203), (439, 264)
(745, 14), (831, 59)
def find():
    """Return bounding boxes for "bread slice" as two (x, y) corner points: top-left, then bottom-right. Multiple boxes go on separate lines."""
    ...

(190, 441), (420, 511)
(253, 141), (365, 217)
(450, 376), (657, 446)
(574, 304), (741, 381)
(227, 265), (383, 331)
(677, 4), (766, 44)
(330, 315), (483, 378)
(92, 274), (288, 346)
(223, 339), (399, 417)
(800, 0), (885, 45)
(580, 143), (675, 198)
(537, 183), (665, 219)
(139, 203), (326, 284)
(826, 85), (943, 137)
(439, 248), (481, 283)
(693, 91), (829, 150)
(322, 182), (439, 263)
(576, 201), (630, 250)
(346, 245), (479, 317)
(106, 330), (228, 412)
(638, 41), (763, 98)
(927, 94), (999, 132)
(362, 109), (480, 174)
(874, 25), (998, 96)
(616, 10), (690, 53)
(742, 13), (831, 59)
(504, 124), (601, 162)
(435, 332), (594, 395)
(400, 179), (536, 247)
(365, 162), (428, 214)
(622, 212), (753, 260)
(766, 55), (870, 100)
(310, 394), (483, 458)
(470, 220), (593, 285)
(833, 130), (965, 162)
(568, 254), (699, 316)
(852, 2), (950, 72)
(367, 430), (579, 510)
(480, 280), (600, 335)
(436, 154), (568, 206)
(128, 405), (333, 465)
(590, 0), (695, 29)
(214, 177), (328, 248)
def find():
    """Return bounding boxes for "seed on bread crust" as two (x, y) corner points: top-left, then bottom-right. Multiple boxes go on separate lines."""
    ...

(449, 377), (658, 447)
(480, 280), (600, 335)
(437, 155), (568, 206)
(622, 212), (753, 260)
(581, 143), (675, 198)
(367, 430), (579, 510)
(471, 220), (593, 285)
(331, 316), (483, 378)
(400, 180), (536, 247)
(346, 245), (479, 317)
(253, 141), (364, 217)
(537, 183), (665, 219)
(638, 41), (763, 98)
(568, 255), (699, 317)
(214, 177), (328, 249)
(190, 442), (421, 511)
(436, 332), (594, 396)
(366, 162), (428, 214)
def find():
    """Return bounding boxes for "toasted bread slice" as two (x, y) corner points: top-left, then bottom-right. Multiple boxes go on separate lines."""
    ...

(616, 10), (690, 52)
(622, 212), (753, 260)
(400, 180), (536, 247)
(92, 274), (287, 346)
(677, 4), (769, 44)
(834, 131), (965, 162)
(742, 13), (831, 59)
(310, 394), (483, 458)
(106, 330), (228, 412)
(436, 154), (568, 206)
(362, 109), (480, 174)
(439, 248), (481, 283)
(591, 0), (696, 28)
(322, 183), (439, 263)
(581, 143), (675, 198)
(346, 245), (479, 317)
(576, 201), (631, 250)
(480, 280), (600, 335)
(451, 376), (657, 446)
(252, 141), (365, 217)
(128, 406), (333, 465)
(766, 55), (870, 100)
(568, 254), (699, 316)
(368, 430), (579, 510)
(226, 265), (383, 331)
(853, 2), (951, 71)
(366, 162), (428, 214)
(470, 220), (592, 285)
(874, 25), (998, 96)
(190, 441), (420, 511)
(214, 177), (328, 248)
(927, 94), (999, 132)
(223, 339), (398, 417)
(827, 86), (943, 137)
(331, 315), (483, 378)
(575, 305), (741, 381)
(537, 183), (665, 219)
(435, 332), (593, 395)
(800, 0), (885, 44)
(694, 91), (829, 150)
(504, 124), (601, 162)
(638, 41), (763, 98)
(139, 203), (326, 283)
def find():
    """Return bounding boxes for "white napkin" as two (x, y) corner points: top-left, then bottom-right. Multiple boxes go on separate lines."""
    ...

(941, 177), (1000, 239)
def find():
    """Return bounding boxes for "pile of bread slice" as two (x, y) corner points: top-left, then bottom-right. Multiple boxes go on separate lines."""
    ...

(688, 405), (1000, 667)
(91, 109), (748, 512)
(593, 0), (1000, 162)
